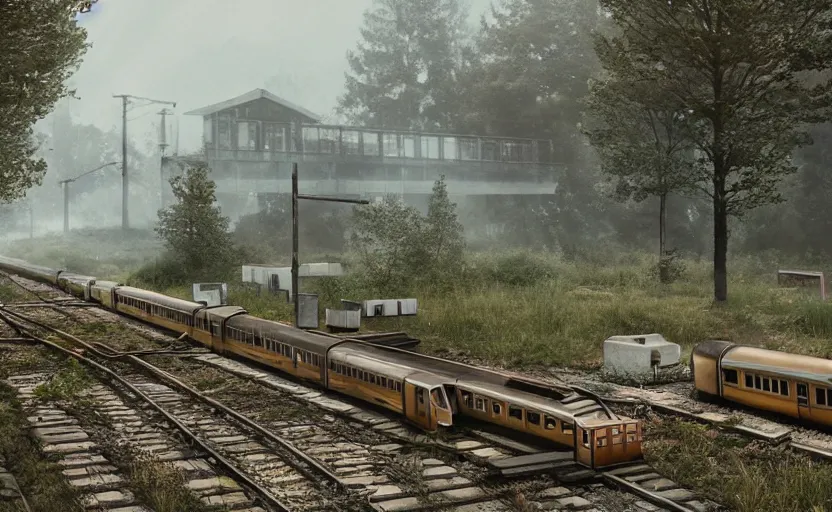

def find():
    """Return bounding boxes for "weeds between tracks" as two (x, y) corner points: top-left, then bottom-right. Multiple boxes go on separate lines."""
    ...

(645, 417), (832, 512)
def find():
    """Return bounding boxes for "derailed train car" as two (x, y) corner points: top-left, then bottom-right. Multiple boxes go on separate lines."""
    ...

(692, 340), (832, 425)
(0, 255), (644, 469)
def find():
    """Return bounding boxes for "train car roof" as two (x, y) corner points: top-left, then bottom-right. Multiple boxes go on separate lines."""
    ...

(226, 315), (342, 356)
(115, 286), (205, 313)
(692, 340), (736, 359)
(0, 256), (61, 276)
(456, 380), (611, 422)
(58, 272), (97, 282)
(721, 345), (832, 384)
(332, 340), (510, 385)
(91, 280), (121, 288)
(328, 345), (421, 381)
(196, 306), (247, 320)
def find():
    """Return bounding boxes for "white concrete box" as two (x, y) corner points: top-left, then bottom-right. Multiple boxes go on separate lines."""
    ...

(603, 333), (681, 374)
(326, 309), (361, 329)
(362, 298), (418, 317)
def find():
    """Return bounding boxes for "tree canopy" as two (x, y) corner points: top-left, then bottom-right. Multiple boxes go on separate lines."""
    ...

(156, 163), (235, 279)
(595, 0), (832, 300)
(0, 0), (89, 203)
(337, 0), (470, 131)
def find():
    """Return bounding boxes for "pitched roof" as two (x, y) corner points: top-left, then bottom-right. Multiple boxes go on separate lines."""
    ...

(183, 88), (321, 122)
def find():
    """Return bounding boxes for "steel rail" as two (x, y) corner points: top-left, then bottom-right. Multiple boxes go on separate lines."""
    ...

(603, 474), (695, 512)
(0, 309), (290, 512)
(0, 306), (346, 491)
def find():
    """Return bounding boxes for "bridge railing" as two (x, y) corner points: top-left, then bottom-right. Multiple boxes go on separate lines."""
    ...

(206, 120), (554, 165)
(300, 124), (553, 164)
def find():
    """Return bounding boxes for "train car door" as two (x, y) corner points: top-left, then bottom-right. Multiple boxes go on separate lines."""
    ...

(797, 382), (810, 419)
(403, 373), (454, 431)
(404, 381), (432, 430)
(574, 424), (593, 468)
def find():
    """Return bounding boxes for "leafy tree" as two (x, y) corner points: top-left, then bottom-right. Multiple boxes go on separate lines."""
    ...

(0, 1), (89, 203)
(423, 175), (465, 275)
(597, 1), (832, 301)
(584, 68), (697, 281)
(349, 177), (465, 291)
(156, 163), (234, 279)
(337, 0), (470, 130)
(349, 196), (426, 292)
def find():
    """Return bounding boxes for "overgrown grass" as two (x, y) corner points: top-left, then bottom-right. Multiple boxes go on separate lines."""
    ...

(127, 453), (214, 512)
(33, 358), (94, 402)
(249, 251), (832, 369)
(0, 227), (162, 281)
(0, 383), (83, 512)
(644, 417), (832, 512)
(5, 227), (832, 369)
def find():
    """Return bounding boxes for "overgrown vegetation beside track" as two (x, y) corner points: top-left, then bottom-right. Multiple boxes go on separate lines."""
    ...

(644, 417), (832, 512)
(0, 382), (83, 512)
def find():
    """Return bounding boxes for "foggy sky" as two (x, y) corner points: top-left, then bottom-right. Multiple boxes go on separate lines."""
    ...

(61, 0), (493, 154)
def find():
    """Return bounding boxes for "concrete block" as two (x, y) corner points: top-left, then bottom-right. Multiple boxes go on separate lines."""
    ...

(325, 309), (361, 329)
(603, 333), (680, 374)
(362, 298), (418, 317)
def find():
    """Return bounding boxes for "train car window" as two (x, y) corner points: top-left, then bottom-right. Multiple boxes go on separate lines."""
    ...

(582, 430), (589, 447)
(627, 433), (636, 442)
(417, 391), (425, 404)
(772, 380), (779, 394)
(492, 402), (502, 415)
(370, 374), (376, 385)
(508, 405), (523, 421)
(723, 369), (739, 384)
(380, 377), (387, 388)
(754, 375), (761, 390)
(817, 388), (827, 406)
(527, 411), (541, 426)
(460, 391), (473, 408)
(762, 378), (771, 392)
(780, 380), (789, 396)
(544, 416), (557, 430)
(827, 389), (832, 406)
(745, 374), (753, 388)
(612, 436), (623, 445)
(597, 437), (608, 448)
(396, 382), (402, 392)
(562, 422), (574, 434)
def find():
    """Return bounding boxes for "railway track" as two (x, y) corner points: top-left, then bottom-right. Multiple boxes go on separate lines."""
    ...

(0, 271), (717, 511)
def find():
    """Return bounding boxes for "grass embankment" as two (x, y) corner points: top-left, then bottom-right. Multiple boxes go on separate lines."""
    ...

(0, 227), (162, 281)
(152, 251), (832, 370)
(645, 417), (832, 512)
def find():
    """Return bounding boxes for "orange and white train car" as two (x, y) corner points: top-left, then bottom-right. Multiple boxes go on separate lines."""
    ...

(692, 340), (832, 425)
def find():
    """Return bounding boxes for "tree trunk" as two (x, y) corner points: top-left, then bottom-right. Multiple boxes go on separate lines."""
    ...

(659, 193), (669, 283)
(713, 193), (728, 302)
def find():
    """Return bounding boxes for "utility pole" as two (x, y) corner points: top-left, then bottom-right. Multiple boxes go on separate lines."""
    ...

(58, 161), (120, 234)
(158, 108), (172, 156)
(291, 162), (369, 327)
(113, 94), (176, 230)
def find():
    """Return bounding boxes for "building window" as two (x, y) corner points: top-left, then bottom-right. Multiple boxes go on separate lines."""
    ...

(203, 118), (213, 144)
